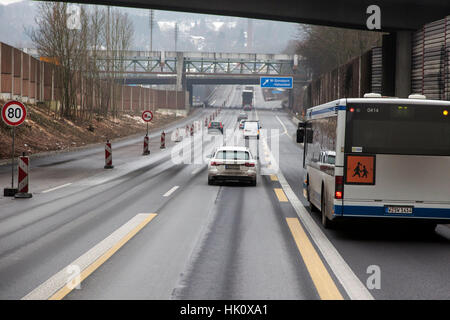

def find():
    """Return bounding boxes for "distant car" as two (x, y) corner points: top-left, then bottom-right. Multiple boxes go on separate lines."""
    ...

(207, 146), (257, 186)
(237, 112), (248, 122)
(208, 121), (223, 134)
(243, 120), (261, 139)
(239, 119), (246, 129)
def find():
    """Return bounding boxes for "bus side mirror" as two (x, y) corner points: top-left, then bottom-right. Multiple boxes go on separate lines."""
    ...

(297, 128), (304, 143)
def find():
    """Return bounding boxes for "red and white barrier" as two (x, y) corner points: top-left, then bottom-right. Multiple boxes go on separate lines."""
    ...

(104, 140), (114, 169)
(172, 128), (182, 142)
(190, 124), (194, 136)
(160, 131), (166, 149)
(143, 135), (150, 155)
(15, 155), (32, 198)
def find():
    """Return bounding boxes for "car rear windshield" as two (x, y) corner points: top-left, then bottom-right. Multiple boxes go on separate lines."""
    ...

(345, 103), (450, 156)
(210, 122), (221, 127)
(244, 122), (258, 129)
(216, 150), (250, 160)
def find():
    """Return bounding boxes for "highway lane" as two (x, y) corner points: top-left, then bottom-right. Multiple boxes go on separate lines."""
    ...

(0, 108), (221, 299)
(1, 105), (339, 300)
(2, 86), (450, 300)
(64, 108), (323, 299)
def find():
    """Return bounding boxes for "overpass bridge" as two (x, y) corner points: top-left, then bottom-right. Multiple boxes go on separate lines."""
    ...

(94, 50), (306, 105)
(96, 51), (297, 75)
(95, 50), (304, 84)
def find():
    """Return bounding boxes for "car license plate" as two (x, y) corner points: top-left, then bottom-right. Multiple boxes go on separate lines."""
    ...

(225, 164), (240, 170)
(385, 206), (413, 214)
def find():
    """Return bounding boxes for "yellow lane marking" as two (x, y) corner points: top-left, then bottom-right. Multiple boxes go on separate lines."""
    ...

(270, 174), (278, 181)
(286, 218), (343, 300)
(274, 188), (288, 202)
(49, 213), (157, 300)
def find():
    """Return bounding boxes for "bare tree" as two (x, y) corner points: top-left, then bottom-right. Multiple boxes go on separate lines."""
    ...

(295, 25), (383, 78)
(29, 2), (90, 119)
(28, 3), (134, 120)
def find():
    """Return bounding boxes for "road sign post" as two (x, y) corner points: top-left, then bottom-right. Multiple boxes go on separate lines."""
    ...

(142, 110), (153, 155)
(2, 101), (27, 197)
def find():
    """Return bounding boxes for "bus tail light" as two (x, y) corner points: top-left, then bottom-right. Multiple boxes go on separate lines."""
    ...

(335, 176), (344, 199)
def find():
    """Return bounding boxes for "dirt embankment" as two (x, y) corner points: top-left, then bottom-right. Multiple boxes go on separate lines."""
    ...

(0, 100), (184, 160)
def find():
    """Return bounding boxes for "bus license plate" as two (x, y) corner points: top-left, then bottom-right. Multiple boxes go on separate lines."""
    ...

(385, 206), (413, 214)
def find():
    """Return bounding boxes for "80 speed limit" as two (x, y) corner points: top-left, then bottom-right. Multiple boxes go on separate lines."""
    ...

(1, 101), (27, 126)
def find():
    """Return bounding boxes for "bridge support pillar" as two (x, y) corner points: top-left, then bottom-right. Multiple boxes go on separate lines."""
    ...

(395, 31), (412, 98)
(176, 52), (186, 92)
(381, 32), (412, 98)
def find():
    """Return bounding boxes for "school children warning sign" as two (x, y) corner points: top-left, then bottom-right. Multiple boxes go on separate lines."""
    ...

(345, 155), (375, 185)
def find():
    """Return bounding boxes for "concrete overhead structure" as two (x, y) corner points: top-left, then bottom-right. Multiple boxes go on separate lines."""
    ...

(55, 0), (450, 31)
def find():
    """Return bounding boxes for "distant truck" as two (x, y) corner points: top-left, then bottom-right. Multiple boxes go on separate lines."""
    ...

(242, 86), (254, 111)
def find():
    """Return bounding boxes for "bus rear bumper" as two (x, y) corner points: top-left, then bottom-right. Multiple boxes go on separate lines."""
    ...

(333, 204), (450, 222)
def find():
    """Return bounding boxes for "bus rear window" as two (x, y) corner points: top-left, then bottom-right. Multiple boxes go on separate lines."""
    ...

(345, 103), (450, 156)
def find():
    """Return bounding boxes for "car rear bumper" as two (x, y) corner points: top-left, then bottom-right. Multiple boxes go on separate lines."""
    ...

(209, 170), (256, 180)
(210, 175), (255, 182)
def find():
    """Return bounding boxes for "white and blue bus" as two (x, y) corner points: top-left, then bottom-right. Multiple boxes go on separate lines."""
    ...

(297, 94), (450, 229)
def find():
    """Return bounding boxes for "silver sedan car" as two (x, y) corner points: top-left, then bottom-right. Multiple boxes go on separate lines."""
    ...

(207, 146), (257, 186)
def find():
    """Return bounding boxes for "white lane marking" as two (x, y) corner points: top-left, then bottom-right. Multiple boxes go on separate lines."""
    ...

(263, 138), (374, 300)
(276, 115), (288, 135)
(41, 183), (72, 194)
(163, 186), (179, 197)
(22, 213), (154, 300)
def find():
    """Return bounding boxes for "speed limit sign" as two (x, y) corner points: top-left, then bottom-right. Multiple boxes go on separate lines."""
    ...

(1, 101), (27, 126)
(2, 100), (28, 197)
(142, 110), (153, 122)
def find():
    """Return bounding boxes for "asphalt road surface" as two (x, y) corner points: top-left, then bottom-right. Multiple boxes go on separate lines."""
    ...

(1, 86), (450, 300)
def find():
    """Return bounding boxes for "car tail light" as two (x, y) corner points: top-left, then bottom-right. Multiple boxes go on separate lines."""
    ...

(220, 123), (223, 128)
(211, 161), (222, 166)
(335, 175), (343, 199)
(245, 162), (255, 167)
